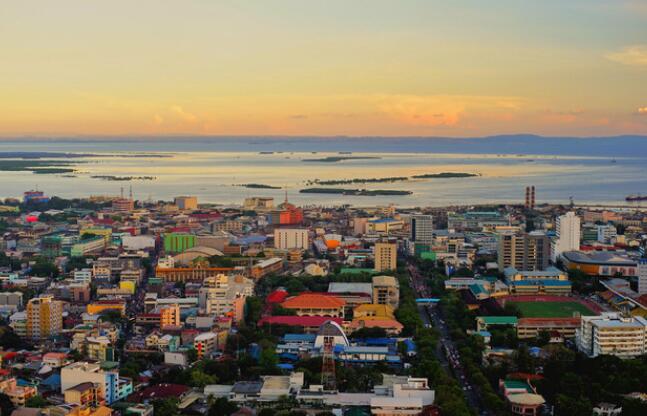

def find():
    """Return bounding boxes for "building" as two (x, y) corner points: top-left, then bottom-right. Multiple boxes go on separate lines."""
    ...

(372, 275), (400, 309)
(274, 228), (309, 250)
(499, 379), (545, 416)
(194, 332), (218, 359)
(112, 197), (134, 212)
(163, 233), (196, 254)
(243, 197), (274, 210)
(87, 300), (126, 316)
(447, 211), (509, 231)
(369, 378), (435, 416)
(155, 264), (235, 283)
(61, 362), (133, 404)
(374, 242), (397, 272)
(577, 313), (647, 358)
(174, 196), (198, 211)
(597, 224), (618, 244)
(497, 232), (550, 272)
(517, 318), (580, 339)
(71, 237), (106, 257)
(64, 382), (103, 407)
(638, 259), (647, 295)
(562, 251), (637, 277)
(26, 295), (63, 340)
(504, 267), (571, 295)
(0, 377), (37, 407)
(281, 293), (346, 318)
(410, 214), (434, 243)
(250, 257), (283, 280)
(551, 212), (580, 262)
(198, 274), (253, 321)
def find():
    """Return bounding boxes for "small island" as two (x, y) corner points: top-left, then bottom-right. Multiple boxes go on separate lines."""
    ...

(308, 177), (409, 186)
(302, 156), (381, 163)
(411, 172), (480, 179)
(300, 188), (412, 196)
(0, 160), (78, 174)
(90, 175), (157, 181)
(238, 183), (281, 189)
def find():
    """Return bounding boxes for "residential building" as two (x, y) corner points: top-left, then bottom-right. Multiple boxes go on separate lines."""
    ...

(374, 242), (397, 272)
(551, 212), (580, 262)
(577, 313), (647, 358)
(497, 231), (550, 271)
(61, 362), (133, 404)
(274, 228), (309, 250)
(638, 259), (647, 295)
(26, 295), (63, 340)
(410, 214), (434, 243)
(372, 275), (400, 309)
(174, 196), (198, 210)
(194, 332), (218, 359)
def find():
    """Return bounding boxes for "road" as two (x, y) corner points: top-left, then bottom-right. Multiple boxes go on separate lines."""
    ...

(407, 262), (492, 416)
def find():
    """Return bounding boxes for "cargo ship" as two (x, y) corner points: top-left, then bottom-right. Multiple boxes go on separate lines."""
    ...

(626, 194), (647, 202)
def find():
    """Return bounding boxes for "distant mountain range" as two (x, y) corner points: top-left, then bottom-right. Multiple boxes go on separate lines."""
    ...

(2, 134), (647, 157)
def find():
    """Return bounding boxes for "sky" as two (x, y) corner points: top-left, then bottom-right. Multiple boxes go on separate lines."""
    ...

(1, 0), (646, 137)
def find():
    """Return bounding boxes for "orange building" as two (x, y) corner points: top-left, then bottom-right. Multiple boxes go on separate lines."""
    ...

(281, 293), (346, 318)
(87, 300), (126, 316)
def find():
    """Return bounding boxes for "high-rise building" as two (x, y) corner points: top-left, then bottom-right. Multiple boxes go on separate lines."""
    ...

(410, 214), (434, 243)
(577, 313), (647, 358)
(372, 275), (400, 309)
(274, 228), (309, 250)
(26, 295), (63, 340)
(638, 259), (647, 295)
(374, 242), (397, 272)
(551, 212), (580, 262)
(497, 231), (549, 271)
(524, 186), (536, 210)
(174, 196), (198, 210)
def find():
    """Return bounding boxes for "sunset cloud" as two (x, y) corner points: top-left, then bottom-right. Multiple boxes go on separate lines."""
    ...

(606, 45), (647, 67)
(170, 105), (198, 122)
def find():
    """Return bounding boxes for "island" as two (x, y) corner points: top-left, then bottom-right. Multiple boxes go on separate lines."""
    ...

(0, 160), (78, 174)
(300, 188), (412, 196)
(308, 177), (409, 186)
(411, 172), (480, 179)
(302, 156), (381, 163)
(90, 175), (157, 181)
(237, 183), (281, 189)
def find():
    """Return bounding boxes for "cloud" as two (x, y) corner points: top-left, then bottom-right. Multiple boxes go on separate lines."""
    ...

(170, 105), (198, 122)
(376, 94), (523, 127)
(288, 114), (308, 120)
(606, 45), (647, 66)
(637, 107), (647, 115)
(153, 114), (164, 125)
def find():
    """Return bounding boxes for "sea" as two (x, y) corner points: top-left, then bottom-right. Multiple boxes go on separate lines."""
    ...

(1, 136), (647, 208)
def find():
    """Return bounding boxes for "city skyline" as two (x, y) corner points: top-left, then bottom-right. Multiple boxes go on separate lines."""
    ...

(1, 0), (646, 137)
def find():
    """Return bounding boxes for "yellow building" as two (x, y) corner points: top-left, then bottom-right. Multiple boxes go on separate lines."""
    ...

(81, 227), (113, 243)
(174, 196), (198, 211)
(353, 303), (395, 319)
(374, 242), (397, 272)
(372, 275), (400, 309)
(0, 377), (37, 407)
(159, 304), (181, 328)
(119, 280), (136, 294)
(64, 382), (104, 407)
(26, 295), (63, 340)
(87, 301), (126, 316)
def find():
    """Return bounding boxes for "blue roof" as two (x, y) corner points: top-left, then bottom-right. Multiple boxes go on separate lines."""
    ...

(277, 363), (295, 370)
(513, 280), (571, 286)
(369, 218), (398, 224)
(41, 373), (61, 388)
(283, 333), (316, 343)
(279, 352), (300, 361)
(404, 339), (417, 351)
(234, 235), (267, 245)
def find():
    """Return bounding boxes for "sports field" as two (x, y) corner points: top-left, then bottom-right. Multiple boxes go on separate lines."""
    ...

(510, 301), (596, 318)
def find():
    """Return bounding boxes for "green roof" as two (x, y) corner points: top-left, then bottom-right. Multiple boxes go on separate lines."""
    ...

(340, 268), (375, 275)
(478, 316), (518, 325)
(503, 379), (533, 393)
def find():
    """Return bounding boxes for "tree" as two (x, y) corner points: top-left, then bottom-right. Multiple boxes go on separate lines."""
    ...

(25, 395), (48, 408)
(152, 398), (180, 416)
(0, 393), (14, 416)
(209, 397), (238, 416)
(555, 394), (591, 416)
(30, 257), (59, 278)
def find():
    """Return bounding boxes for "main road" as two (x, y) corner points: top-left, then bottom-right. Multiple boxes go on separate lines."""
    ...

(407, 262), (492, 416)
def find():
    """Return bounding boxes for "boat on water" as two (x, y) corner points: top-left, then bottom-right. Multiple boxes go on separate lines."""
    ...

(626, 194), (647, 202)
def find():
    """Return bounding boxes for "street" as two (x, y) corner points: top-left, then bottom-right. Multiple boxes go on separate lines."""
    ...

(407, 262), (492, 416)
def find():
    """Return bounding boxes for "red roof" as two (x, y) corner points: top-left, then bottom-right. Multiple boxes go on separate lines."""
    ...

(267, 289), (288, 304)
(128, 383), (189, 401)
(281, 293), (345, 309)
(258, 316), (343, 327)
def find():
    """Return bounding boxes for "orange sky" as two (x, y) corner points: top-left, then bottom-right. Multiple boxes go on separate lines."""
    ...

(1, 0), (646, 137)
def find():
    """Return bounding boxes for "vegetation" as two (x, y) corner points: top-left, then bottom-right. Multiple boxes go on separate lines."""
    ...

(308, 177), (408, 186)
(411, 172), (479, 179)
(238, 183), (281, 189)
(300, 188), (412, 196)
(90, 175), (156, 181)
(302, 156), (381, 162)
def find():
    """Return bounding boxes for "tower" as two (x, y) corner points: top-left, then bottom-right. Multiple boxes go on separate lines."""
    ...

(525, 186), (536, 210)
(321, 333), (336, 391)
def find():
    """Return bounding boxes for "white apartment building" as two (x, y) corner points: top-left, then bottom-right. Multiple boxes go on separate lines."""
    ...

(638, 259), (647, 295)
(551, 211), (580, 262)
(410, 214), (434, 243)
(274, 228), (309, 250)
(577, 313), (647, 358)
